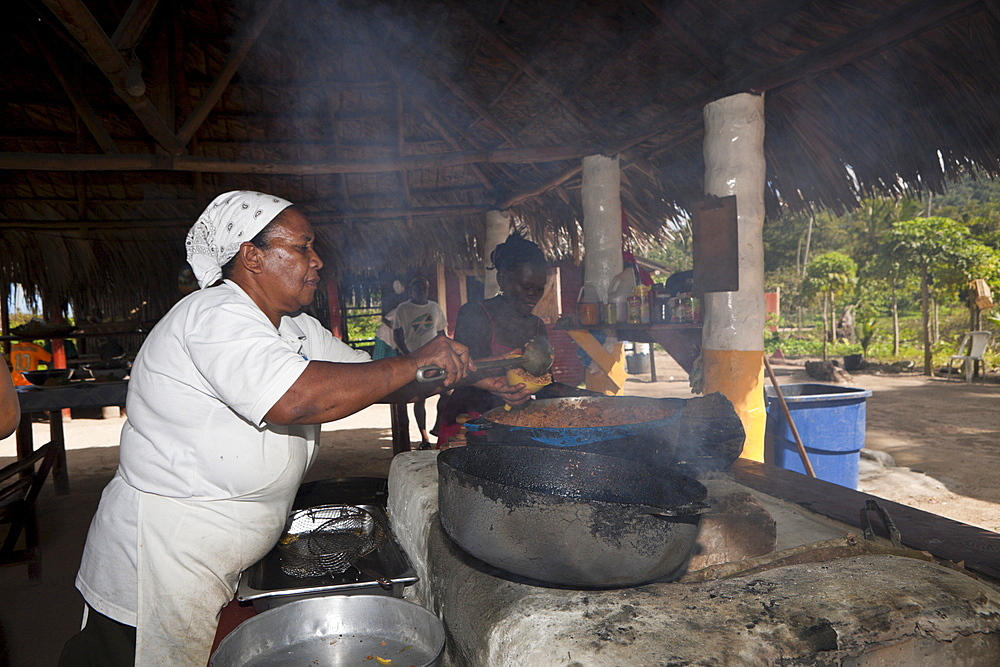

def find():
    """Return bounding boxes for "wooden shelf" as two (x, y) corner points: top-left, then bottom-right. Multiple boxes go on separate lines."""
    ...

(563, 323), (703, 374)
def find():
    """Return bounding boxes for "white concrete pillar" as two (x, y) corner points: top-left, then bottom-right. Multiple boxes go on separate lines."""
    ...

(702, 92), (767, 461)
(484, 209), (511, 299)
(581, 154), (623, 301)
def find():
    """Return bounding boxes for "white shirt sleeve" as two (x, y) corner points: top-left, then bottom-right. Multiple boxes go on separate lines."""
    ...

(185, 301), (309, 426)
(294, 313), (372, 364)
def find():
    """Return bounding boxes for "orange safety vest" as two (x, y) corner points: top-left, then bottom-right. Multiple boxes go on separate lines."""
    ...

(8, 342), (52, 386)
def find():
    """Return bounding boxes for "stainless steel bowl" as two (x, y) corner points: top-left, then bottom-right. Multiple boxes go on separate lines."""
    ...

(210, 595), (445, 666)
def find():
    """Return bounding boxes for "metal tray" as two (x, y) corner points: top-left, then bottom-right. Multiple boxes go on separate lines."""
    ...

(237, 504), (417, 611)
(292, 476), (388, 510)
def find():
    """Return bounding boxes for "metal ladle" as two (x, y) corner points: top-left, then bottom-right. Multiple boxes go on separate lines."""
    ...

(415, 337), (554, 383)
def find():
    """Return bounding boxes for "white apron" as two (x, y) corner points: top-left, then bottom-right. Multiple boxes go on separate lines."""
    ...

(133, 439), (309, 666)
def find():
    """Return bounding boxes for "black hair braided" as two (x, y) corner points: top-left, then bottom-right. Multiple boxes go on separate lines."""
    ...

(488, 228), (547, 275)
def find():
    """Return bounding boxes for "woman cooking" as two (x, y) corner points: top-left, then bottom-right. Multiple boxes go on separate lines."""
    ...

(436, 229), (585, 447)
(59, 191), (473, 666)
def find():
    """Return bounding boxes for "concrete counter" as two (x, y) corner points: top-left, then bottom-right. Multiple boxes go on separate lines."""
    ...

(389, 451), (1000, 666)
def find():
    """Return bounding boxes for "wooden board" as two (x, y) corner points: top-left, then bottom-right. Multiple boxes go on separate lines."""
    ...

(730, 459), (1000, 582)
(692, 195), (739, 295)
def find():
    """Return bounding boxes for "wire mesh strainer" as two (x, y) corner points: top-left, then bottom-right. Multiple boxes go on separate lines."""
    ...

(277, 504), (387, 578)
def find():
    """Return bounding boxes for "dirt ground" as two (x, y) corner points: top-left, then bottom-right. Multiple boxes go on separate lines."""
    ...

(2, 350), (1000, 666)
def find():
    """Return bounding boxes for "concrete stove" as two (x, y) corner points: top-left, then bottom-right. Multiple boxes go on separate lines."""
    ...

(388, 451), (1000, 666)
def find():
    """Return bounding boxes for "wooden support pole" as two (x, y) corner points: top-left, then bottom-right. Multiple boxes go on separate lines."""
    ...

(111, 0), (162, 51)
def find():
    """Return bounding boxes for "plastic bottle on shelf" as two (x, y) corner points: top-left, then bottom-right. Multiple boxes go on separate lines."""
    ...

(635, 284), (651, 324)
(608, 268), (637, 326)
(626, 295), (642, 324)
(670, 295), (688, 323)
(690, 295), (703, 324)
(577, 282), (602, 326)
(652, 283), (670, 323)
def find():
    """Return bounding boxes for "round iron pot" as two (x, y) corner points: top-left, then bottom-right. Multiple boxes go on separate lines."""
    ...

(437, 445), (708, 588)
(463, 396), (685, 466)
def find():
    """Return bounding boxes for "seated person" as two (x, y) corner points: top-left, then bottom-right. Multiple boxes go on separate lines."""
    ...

(8, 341), (52, 386)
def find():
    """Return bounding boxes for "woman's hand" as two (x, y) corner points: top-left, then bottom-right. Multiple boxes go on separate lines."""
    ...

(409, 334), (472, 387)
(474, 375), (533, 406)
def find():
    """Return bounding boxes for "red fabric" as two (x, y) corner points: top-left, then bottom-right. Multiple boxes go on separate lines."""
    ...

(211, 598), (258, 659)
(621, 209), (653, 286)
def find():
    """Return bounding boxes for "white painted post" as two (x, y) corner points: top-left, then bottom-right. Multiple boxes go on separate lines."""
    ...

(702, 92), (767, 461)
(581, 154), (623, 302)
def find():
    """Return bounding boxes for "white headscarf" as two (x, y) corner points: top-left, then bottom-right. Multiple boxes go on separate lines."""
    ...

(185, 191), (294, 289)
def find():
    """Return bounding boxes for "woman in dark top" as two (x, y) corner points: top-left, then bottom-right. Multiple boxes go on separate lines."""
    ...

(435, 229), (548, 446)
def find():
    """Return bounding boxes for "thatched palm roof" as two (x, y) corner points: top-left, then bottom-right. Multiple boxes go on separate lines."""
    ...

(2, 0), (1000, 318)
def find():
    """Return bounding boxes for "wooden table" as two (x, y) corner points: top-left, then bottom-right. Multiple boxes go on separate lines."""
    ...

(14, 381), (128, 494)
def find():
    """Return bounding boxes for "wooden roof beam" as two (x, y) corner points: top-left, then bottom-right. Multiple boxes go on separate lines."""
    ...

(176, 0), (283, 146)
(30, 34), (120, 154)
(38, 0), (185, 155)
(0, 144), (592, 174)
(502, 164), (583, 209)
(111, 0), (161, 52)
(0, 204), (490, 230)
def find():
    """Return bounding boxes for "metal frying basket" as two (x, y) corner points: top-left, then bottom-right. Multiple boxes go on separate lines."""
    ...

(277, 504), (387, 578)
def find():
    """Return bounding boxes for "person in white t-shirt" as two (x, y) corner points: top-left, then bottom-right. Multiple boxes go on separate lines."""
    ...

(392, 277), (447, 448)
(59, 192), (472, 667)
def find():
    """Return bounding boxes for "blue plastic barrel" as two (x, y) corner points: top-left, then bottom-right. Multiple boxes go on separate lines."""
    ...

(764, 383), (872, 489)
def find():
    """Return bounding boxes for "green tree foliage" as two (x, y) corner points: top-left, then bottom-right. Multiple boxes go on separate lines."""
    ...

(648, 174), (1000, 369)
(802, 251), (857, 359)
(839, 198), (923, 271)
(930, 175), (1000, 241)
(646, 218), (693, 271)
(883, 216), (999, 375)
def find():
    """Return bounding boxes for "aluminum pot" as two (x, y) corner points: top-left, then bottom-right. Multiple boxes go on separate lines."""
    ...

(209, 595), (445, 666)
(437, 445), (707, 588)
(464, 396), (684, 466)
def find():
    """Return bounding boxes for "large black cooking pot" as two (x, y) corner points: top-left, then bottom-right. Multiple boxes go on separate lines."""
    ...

(465, 393), (747, 475)
(437, 445), (708, 588)
(464, 396), (684, 467)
